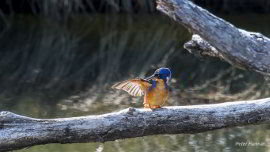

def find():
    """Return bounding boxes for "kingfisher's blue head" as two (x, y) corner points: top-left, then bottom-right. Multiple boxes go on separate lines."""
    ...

(146, 67), (172, 83)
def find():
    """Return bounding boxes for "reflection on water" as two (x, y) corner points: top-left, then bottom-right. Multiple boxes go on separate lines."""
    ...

(18, 125), (270, 152)
(0, 14), (270, 151)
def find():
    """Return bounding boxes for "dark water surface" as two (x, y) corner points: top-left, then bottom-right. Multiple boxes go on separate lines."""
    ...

(0, 14), (270, 152)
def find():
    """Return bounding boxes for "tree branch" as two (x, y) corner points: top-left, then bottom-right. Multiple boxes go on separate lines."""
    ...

(183, 34), (224, 59)
(1, 98), (270, 151)
(183, 35), (246, 69)
(157, 0), (270, 76)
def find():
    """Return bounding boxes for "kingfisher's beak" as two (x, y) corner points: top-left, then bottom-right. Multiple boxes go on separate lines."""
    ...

(145, 74), (155, 80)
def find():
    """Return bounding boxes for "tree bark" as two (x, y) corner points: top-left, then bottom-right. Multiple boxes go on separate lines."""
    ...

(157, 0), (270, 76)
(1, 98), (270, 151)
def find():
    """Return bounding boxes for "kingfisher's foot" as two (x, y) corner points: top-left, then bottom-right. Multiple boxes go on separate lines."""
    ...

(144, 103), (162, 109)
(149, 105), (161, 109)
(144, 104), (150, 108)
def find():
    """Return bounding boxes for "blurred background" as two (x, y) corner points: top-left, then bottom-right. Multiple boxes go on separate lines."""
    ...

(0, 0), (270, 151)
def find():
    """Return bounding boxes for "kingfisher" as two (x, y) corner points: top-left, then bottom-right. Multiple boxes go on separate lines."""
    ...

(112, 68), (172, 109)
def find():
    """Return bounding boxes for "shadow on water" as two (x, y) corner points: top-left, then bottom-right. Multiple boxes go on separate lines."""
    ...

(0, 14), (270, 151)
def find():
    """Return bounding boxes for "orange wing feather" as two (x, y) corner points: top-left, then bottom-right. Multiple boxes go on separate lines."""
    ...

(112, 78), (151, 96)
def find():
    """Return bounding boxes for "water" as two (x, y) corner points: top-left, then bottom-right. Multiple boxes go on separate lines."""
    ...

(0, 14), (270, 152)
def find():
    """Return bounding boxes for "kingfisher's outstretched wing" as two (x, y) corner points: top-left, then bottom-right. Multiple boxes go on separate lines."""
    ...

(112, 78), (151, 96)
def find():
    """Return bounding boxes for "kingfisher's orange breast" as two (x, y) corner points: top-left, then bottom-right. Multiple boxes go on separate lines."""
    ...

(144, 78), (169, 108)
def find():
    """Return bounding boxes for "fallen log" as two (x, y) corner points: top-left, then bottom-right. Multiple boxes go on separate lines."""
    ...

(1, 98), (270, 151)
